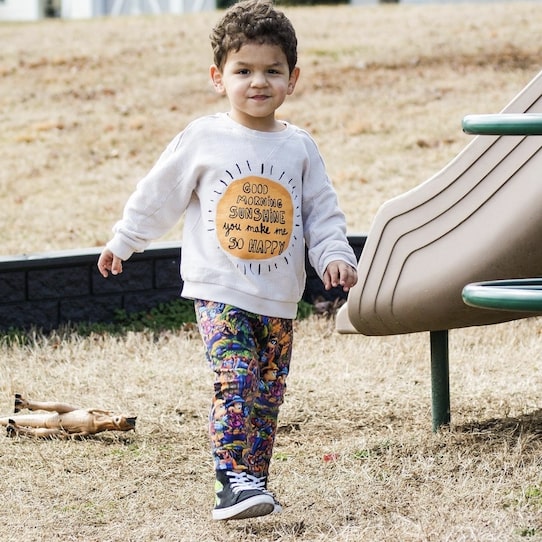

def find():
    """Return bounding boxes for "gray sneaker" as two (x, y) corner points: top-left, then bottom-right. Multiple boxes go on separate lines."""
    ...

(247, 474), (283, 514)
(212, 470), (275, 521)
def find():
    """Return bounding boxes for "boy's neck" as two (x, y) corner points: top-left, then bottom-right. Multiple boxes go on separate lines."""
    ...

(227, 112), (286, 133)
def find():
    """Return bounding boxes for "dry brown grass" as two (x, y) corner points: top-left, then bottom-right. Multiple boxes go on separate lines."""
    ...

(2, 317), (542, 541)
(2, 3), (542, 541)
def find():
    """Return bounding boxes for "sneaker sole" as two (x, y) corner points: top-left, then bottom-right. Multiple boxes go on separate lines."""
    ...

(212, 495), (275, 521)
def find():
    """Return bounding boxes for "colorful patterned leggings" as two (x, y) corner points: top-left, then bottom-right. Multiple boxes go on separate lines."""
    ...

(195, 300), (293, 477)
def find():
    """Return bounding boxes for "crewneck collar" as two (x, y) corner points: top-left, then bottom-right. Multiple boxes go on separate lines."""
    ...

(221, 112), (292, 137)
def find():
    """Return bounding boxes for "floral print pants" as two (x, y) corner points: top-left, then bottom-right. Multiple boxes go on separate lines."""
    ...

(195, 300), (293, 477)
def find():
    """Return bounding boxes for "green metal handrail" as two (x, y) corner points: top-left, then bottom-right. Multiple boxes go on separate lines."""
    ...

(462, 113), (542, 136)
(462, 278), (542, 312)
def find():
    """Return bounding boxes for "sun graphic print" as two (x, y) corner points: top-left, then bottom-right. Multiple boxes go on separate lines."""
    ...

(209, 160), (301, 275)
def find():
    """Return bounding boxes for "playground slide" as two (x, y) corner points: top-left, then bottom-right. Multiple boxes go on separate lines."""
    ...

(337, 69), (542, 336)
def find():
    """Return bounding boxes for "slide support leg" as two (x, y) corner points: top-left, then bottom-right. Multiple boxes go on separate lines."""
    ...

(430, 330), (450, 432)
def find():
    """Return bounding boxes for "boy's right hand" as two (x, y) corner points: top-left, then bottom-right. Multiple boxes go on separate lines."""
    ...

(97, 248), (123, 278)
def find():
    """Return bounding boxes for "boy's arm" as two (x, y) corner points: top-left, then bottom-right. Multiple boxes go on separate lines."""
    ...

(97, 248), (124, 278)
(105, 131), (197, 262)
(300, 134), (358, 280)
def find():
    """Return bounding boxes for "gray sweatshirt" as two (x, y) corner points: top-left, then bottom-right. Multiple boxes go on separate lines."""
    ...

(107, 113), (356, 318)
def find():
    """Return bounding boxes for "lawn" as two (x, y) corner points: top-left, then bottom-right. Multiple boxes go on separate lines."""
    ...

(1, 3), (542, 540)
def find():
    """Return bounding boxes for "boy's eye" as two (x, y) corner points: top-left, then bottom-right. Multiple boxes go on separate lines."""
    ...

(234, 68), (283, 76)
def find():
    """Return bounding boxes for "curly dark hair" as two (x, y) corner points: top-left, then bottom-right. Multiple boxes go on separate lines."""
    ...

(210, 0), (298, 74)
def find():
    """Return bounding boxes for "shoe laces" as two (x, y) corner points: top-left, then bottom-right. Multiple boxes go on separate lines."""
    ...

(247, 474), (277, 499)
(247, 474), (267, 490)
(226, 471), (260, 494)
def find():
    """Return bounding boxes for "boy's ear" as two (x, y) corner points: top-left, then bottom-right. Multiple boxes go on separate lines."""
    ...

(210, 65), (225, 94)
(287, 66), (300, 95)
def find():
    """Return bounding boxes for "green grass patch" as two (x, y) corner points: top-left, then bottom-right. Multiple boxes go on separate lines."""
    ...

(0, 299), (316, 344)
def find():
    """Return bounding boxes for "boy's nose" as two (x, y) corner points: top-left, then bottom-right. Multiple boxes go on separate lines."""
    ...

(251, 72), (268, 87)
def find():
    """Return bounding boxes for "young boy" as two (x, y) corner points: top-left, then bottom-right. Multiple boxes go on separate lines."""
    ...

(97, 0), (358, 521)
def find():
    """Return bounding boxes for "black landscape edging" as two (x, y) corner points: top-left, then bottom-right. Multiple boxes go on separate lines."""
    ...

(0, 236), (366, 331)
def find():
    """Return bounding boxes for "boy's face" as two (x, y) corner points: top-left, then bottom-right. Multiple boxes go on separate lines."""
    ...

(210, 42), (299, 132)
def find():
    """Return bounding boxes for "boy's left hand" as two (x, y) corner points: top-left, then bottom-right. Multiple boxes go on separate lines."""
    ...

(323, 260), (358, 292)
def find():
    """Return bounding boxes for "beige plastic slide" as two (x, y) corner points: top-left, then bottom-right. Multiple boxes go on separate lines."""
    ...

(337, 69), (542, 335)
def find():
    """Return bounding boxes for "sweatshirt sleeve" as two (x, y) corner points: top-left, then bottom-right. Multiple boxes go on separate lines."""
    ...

(300, 135), (358, 278)
(107, 133), (196, 261)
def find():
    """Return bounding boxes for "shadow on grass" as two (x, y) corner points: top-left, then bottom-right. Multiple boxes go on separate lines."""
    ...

(455, 408), (542, 441)
(232, 520), (307, 539)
